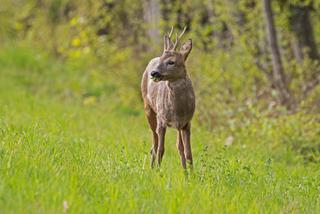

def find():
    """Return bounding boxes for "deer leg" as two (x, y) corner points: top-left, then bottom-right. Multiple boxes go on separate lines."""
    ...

(156, 124), (166, 167)
(150, 131), (158, 168)
(181, 123), (193, 169)
(177, 130), (187, 169)
(145, 106), (158, 168)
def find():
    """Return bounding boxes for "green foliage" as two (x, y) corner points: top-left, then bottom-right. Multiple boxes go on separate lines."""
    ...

(1, 0), (319, 115)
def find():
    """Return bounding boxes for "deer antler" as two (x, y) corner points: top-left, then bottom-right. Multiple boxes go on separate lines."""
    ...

(168, 26), (174, 38)
(172, 26), (187, 50)
(165, 26), (174, 50)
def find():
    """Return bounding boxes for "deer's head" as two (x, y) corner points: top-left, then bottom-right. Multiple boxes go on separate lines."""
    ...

(151, 27), (192, 82)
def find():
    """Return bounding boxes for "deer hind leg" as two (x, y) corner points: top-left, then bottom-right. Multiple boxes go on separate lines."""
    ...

(177, 130), (187, 169)
(181, 123), (193, 169)
(145, 105), (158, 168)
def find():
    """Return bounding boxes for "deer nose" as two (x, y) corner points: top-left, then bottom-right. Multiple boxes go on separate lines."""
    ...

(151, 71), (161, 78)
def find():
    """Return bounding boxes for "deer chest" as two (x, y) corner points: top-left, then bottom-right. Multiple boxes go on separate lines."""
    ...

(156, 81), (195, 129)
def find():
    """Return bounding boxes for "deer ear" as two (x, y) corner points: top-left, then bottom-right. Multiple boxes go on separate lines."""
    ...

(180, 39), (192, 61)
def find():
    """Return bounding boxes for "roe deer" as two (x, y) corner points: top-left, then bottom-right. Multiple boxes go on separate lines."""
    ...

(141, 27), (195, 169)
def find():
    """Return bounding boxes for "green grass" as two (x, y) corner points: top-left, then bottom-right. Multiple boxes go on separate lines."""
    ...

(0, 43), (320, 213)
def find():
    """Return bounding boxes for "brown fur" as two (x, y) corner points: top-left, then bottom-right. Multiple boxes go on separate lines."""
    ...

(141, 30), (195, 169)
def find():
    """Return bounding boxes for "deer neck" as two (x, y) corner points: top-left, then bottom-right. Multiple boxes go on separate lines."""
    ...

(166, 76), (188, 93)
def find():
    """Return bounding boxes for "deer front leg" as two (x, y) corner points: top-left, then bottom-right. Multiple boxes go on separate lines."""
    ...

(145, 105), (158, 168)
(177, 130), (187, 169)
(156, 124), (166, 167)
(181, 123), (193, 169)
(150, 132), (158, 168)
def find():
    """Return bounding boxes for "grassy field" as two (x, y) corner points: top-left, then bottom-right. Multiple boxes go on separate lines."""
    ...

(1, 43), (320, 213)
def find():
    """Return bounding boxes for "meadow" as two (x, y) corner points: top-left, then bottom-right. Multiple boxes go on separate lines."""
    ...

(0, 41), (320, 213)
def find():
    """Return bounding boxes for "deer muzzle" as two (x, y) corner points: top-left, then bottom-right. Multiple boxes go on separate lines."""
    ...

(151, 70), (163, 82)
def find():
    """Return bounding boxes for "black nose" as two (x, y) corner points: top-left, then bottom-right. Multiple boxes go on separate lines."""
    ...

(151, 71), (161, 78)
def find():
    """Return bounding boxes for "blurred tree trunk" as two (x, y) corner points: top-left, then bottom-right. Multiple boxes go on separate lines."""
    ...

(287, 3), (319, 99)
(159, 0), (191, 31)
(289, 4), (318, 63)
(262, 0), (292, 109)
(201, 1), (233, 50)
(176, 0), (192, 29)
(48, 0), (64, 56)
(159, 0), (171, 22)
(198, 1), (214, 50)
(143, 0), (161, 48)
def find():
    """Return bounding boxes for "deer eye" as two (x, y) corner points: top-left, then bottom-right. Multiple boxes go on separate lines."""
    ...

(167, 61), (175, 65)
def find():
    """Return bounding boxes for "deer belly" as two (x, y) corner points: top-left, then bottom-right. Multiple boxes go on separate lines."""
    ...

(167, 120), (188, 129)
(158, 108), (193, 129)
